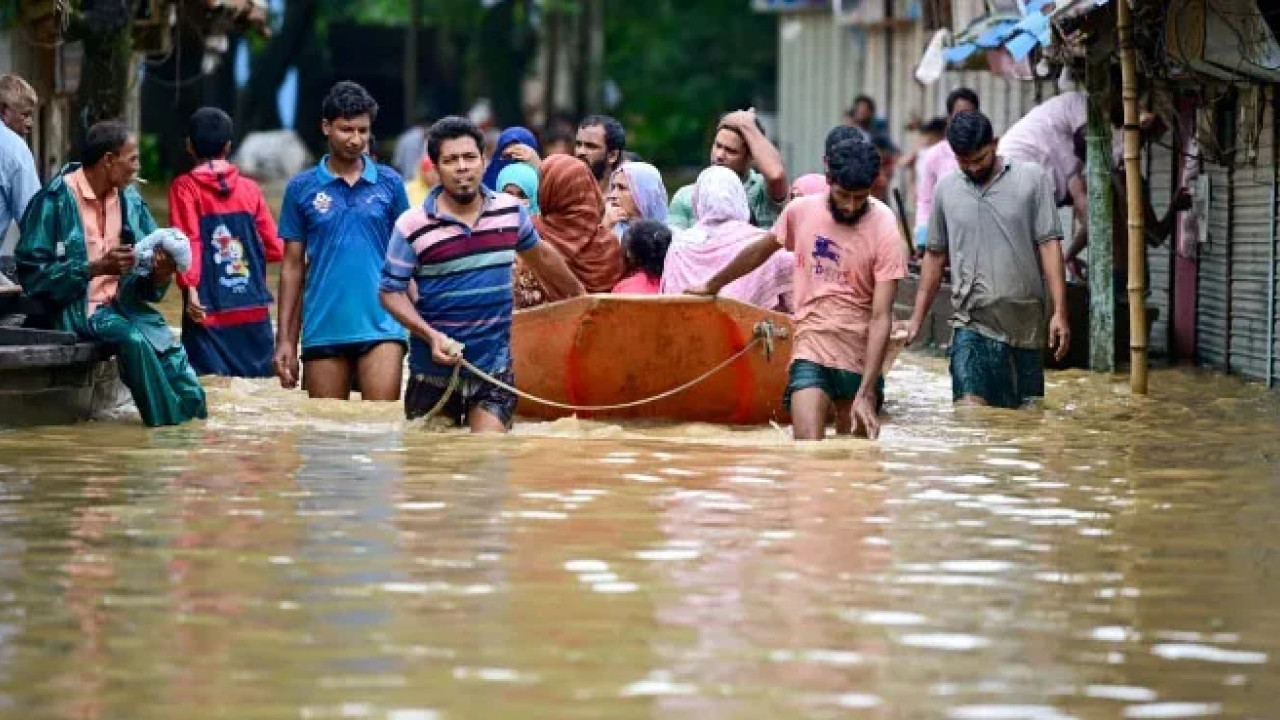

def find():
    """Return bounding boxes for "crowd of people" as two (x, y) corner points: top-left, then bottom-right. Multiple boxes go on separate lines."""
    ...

(0, 71), (1188, 439)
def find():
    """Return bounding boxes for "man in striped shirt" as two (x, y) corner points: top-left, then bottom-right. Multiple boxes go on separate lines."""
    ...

(379, 116), (583, 433)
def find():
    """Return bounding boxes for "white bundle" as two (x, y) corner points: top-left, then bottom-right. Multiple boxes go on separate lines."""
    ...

(132, 228), (193, 276)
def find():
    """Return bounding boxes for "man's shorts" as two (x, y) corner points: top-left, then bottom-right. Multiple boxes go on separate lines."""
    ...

(301, 339), (408, 363)
(783, 359), (885, 412)
(404, 369), (517, 428)
(949, 327), (1044, 408)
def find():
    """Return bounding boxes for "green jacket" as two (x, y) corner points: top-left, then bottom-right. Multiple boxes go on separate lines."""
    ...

(15, 164), (173, 350)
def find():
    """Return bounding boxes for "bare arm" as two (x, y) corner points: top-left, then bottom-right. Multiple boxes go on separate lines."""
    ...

(724, 111), (788, 202)
(519, 241), (585, 299)
(277, 243), (304, 348)
(1065, 176), (1089, 260)
(907, 249), (947, 343)
(690, 233), (782, 295)
(855, 279), (896, 404)
(1039, 238), (1071, 361)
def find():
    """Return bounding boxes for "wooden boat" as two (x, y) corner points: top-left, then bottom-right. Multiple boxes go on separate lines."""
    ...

(511, 295), (909, 426)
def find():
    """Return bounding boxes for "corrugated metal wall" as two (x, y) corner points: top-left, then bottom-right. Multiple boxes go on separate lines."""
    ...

(1147, 140), (1175, 356)
(1198, 160), (1232, 371)
(1227, 91), (1276, 382)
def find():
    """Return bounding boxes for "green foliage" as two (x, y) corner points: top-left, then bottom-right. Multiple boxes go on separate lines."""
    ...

(138, 133), (168, 183)
(605, 0), (777, 169)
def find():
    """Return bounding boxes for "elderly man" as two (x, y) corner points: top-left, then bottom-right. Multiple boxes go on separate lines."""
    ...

(668, 109), (788, 231)
(17, 120), (207, 426)
(0, 75), (41, 300)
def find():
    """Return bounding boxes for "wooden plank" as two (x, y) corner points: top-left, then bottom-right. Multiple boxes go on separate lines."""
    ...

(0, 327), (79, 346)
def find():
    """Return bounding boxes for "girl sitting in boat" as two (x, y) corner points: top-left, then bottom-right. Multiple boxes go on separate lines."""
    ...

(612, 219), (672, 295)
(660, 166), (794, 312)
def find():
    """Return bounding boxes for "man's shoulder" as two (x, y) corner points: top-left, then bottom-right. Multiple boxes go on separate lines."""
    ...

(284, 168), (319, 196)
(373, 163), (405, 187)
(934, 170), (967, 197)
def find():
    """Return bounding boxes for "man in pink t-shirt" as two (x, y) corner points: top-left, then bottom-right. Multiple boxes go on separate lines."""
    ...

(688, 138), (907, 440)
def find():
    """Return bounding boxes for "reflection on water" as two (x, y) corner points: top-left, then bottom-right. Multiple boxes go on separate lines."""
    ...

(0, 354), (1279, 719)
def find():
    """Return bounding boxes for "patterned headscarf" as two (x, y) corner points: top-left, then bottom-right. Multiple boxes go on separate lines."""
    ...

(610, 162), (669, 238)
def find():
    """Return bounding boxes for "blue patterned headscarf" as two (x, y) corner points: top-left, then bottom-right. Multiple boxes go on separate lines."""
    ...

(482, 126), (539, 191)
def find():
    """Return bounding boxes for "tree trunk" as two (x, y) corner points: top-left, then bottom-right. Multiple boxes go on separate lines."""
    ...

(404, 0), (422, 126)
(1118, 0), (1148, 393)
(234, 0), (320, 143)
(483, 0), (535, 127)
(1086, 60), (1115, 373)
(71, 0), (138, 153)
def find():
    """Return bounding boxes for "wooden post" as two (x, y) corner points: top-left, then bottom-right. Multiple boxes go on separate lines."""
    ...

(1117, 0), (1148, 393)
(1086, 61), (1115, 373)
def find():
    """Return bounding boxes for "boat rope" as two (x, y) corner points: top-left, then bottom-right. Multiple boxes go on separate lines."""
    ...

(423, 320), (784, 419)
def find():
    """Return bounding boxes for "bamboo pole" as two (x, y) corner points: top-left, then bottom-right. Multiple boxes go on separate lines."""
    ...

(1086, 61), (1116, 373)
(1118, 0), (1148, 393)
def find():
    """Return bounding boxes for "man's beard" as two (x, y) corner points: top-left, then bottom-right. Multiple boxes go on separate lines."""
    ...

(829, 197), (870, 226)
(584, 155), (609, 182)
(447, 186), (478, 205)
(964, 164), (995, 186)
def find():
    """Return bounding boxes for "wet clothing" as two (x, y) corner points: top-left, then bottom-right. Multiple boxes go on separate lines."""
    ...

(774, 195), (908, 374)
(668, 168), (783, 231)
(16, 164), (207, 427)
(279, 155), (410, 355)
(169, 159), (283, 378)
(949, 327), (1044, 408)
(784, 358), (884, 412)
(404, 369), (517, 428)
(380, 185), (538, 380)
(300, 338), (407, 363)
(927, 158), (1061, 350)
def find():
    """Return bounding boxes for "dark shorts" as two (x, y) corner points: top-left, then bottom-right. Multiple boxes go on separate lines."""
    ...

(949, 327), (1044, 408)
(405, 369), (517, 428)
(783, 359), (885, 412)
(301, 339), (407, 363)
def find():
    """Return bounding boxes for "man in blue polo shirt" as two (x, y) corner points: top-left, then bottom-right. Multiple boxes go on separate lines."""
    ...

(379, 116), (583, 433)
(275, 81), (410, 401)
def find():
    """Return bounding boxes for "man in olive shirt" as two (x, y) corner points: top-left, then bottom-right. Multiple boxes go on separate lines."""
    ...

(907, 111), (1070, 408)
(668, 109), (788, 230)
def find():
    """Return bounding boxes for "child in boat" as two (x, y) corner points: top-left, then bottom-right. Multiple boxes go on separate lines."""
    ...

(612, 219), (671, 295)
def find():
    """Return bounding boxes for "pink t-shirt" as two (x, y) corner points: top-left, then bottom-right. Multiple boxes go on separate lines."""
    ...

(773, 196), (909, 373)
(612, 272), (662, 294)
(914, 140), (958, 232)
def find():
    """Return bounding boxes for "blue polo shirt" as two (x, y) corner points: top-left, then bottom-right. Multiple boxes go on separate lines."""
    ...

(279, 155), (410, 350)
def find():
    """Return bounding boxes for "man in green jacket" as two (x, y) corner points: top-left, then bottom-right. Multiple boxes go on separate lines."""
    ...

(16, 120), (206, 427)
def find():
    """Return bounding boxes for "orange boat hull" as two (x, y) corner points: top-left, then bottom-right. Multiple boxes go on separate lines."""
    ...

(511, 295), (794, 425)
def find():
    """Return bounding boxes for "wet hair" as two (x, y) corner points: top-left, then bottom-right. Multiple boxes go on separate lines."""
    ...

(622, 219), (672, 280)
(824, 124), (868, 157)
(921, 117), (949, 136)
(946, 110), (994, 156)
(322, 81), (379, 122)
(826, 138), (881, 192)
(579, 114), (626, 156)
(188, 107), (234, 160)
(946, 87), (981, 115)
(426, 115), (484, 163)
(81, 120), (131, 167)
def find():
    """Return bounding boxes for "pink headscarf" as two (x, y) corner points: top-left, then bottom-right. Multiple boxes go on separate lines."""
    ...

(660, 166), (794, 312)
(790, 173), (829, 198)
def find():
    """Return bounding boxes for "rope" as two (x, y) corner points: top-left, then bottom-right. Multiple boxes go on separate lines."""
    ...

(422, 320), (780, 419)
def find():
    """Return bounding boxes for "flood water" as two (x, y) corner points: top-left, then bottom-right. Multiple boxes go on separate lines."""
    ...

(0, 354), (1278, 720)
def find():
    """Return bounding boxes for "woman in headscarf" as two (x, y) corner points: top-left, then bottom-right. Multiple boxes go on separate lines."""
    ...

(496, 162), (540, 215)
(514, 155), (624, 308)
(661, 166), (794, 312)
(482, 126), (539, 191)
(790, 173), (829, 200)
(604, 162), (668, 239)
